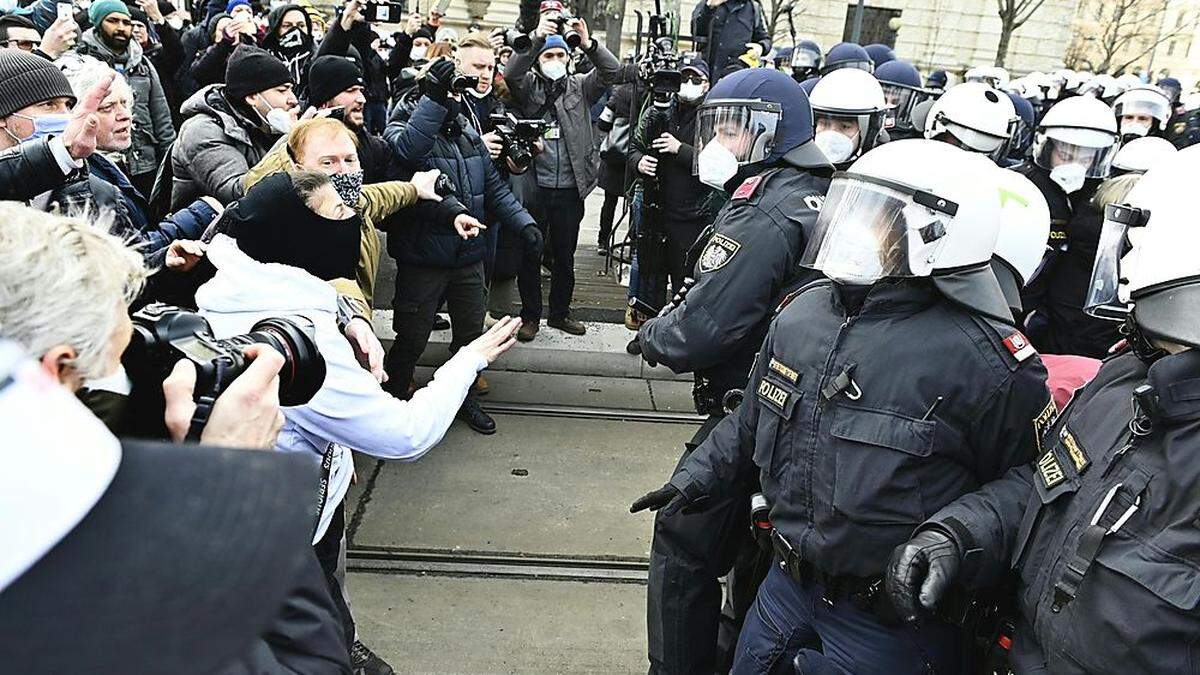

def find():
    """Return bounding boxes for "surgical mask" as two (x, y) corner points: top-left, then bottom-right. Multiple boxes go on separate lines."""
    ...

(1120, 121), (1150, 139)
(678, 82), (705, 103)
(821, 225), (885, 285)
(540, 60), (567, 81)
(466, 84), (493, 99)
(254, 96), (293, 134)
(329, 170), (364, 206)
(1049, 162), (1087, 193)
(167, 15), (184, 30)
(410, 45), (427, 61)
(815, 130), (856, 164)
(7, 112), (71, 142)
(697, 140), (739, 189)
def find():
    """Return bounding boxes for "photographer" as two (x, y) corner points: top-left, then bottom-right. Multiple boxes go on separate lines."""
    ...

(383, 44), (540, 435)
(504, 12), (621, 336)
(628, 55), (717, 297)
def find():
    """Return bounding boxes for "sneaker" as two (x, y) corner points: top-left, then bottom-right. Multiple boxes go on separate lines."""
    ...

(624, 306), (647, 331)
(432, 314), (450, 331)
(474, 373), (490, 396)
(517, 321), (539, 342)
(457, 398), (496, 434)
(626, 336), (642, 355)
(351, 640), (395, 675)
(548, 317), (587, 335)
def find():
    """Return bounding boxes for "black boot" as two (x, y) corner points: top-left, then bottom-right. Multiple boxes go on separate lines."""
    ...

(457, 397), (496, 435)
(351, 639), (395, 675)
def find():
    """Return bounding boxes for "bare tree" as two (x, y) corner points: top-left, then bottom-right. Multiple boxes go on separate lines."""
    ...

(995, 0), (1051, 67)
(762, 0), (807, 47)
(1068, 0), (1197, 73)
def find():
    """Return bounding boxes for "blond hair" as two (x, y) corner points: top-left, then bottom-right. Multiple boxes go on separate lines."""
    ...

(286, 117), (359, 160)
(0, 204), (146, 381)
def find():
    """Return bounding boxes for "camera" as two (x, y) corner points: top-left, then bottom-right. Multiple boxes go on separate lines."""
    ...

(488, 112), (549, 171)
(450, 72), (481, 93)
(122, 303), (327, 440)
(497, 27), (532, 52)
(550, 14), (581, 49)
(361, 0), (405, 22)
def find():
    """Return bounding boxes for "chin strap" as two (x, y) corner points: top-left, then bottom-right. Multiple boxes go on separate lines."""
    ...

(1122, 315), (1168, 365)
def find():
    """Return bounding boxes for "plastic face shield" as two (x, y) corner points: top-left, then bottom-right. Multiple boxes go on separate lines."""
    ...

(1085, 202), (1150, 319)
(1114, 93), (1171, 125)
(801, 172), (958, 283)
(1033, 134), (1117, 178)
(792, 47), (820, 69)
(880, 83), (928, 129)
(693, 99), (781, 170)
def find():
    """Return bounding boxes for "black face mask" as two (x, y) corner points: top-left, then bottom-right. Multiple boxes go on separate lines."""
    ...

(226, 172), (361, 281)
(277, 26), (310, 53)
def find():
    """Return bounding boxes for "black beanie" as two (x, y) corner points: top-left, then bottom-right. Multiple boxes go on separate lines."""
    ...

(0, 51), (76, 118)
(306, 55), (363, 107)
(225, 44), (293, 101)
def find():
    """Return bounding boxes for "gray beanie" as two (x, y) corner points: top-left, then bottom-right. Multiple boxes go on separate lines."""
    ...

(0, 51), (76, 118)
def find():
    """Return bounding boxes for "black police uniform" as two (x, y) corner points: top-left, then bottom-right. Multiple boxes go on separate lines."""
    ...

(1016, 165), (1121, 357)
(638, 167), (828, 674)
(670, 278), (1053, 673)
(926, 348), (1200, 673)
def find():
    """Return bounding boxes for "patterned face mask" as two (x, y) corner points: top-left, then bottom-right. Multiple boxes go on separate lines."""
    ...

(329, 170), (364, 206)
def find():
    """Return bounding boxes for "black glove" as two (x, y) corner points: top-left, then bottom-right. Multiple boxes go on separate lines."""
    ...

(521, 223), (543, 250)
(630, 484), (684, 514)
(423, 58), (457, 103)
(885, 527), (961, 625)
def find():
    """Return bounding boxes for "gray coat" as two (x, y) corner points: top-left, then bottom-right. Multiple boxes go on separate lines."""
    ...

(169, 85), (278, 208)
(503, 37), (621, 200)
(76, 29), (176, 177)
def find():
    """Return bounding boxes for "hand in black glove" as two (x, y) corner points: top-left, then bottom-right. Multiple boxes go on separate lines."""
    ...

(630, 484), (684, 514)
(885, 527), (961, 625)
(423, 57), (457, 103)
(521, 223), (543, 250)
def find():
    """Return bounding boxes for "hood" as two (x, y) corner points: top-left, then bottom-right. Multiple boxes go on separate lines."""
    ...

(262, 4), (313, 52)
(196, 234), (336, 316)
(181, 85), (260, 145)
(80, 27), (143, 68)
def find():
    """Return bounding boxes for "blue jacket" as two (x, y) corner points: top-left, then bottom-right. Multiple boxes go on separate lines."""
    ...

(384, 96), (535, 269)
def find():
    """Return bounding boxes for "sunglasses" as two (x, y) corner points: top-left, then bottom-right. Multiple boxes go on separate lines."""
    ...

(683, 74), (707, 85)
(2, 39), (38, 51)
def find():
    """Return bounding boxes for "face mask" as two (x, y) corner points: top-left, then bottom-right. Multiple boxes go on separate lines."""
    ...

(466, 84), (493, 99)
(410, 45), (427, 61)
(8, 112), (71, 142)
(329, 170), (364, 206)
(697, 140), (740, 189)
(815, 130), (856, 164)
(678, 82), (705, 103)
(278, 26), (306, 50)
(1049, 162), (1087, 193)
(822, 225), (885, 285)
(1120, 121), (1150, 139)
(255, 96), (292, 134)
(540, 60), (567, 81)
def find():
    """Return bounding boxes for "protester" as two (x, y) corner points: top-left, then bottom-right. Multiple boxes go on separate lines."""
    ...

(187, 8), (258, 86)
(691, 0), (770, 79)
(314, 0), (389, 133)
(260, 2), (314, 97)
(129, 1), (185, 124)
(0, 12), (76, 59)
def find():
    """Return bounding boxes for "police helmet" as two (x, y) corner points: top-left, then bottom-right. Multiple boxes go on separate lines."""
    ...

(821, 42), (873, 75)
(809, 68), (890, 166)
(863, 43), (896, 67)
(874, 60), (931, 133)
(924, 82), (1016, 155)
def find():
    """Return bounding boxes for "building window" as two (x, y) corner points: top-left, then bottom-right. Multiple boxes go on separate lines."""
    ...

(842, 4), (903, 46)
(1168, 40), (1176, 56)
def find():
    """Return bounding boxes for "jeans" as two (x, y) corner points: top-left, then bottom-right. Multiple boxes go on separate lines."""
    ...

(384, 261), (486, 398)
(731, 564), (963, 675)
(528, 187), (585, 320)
(598, 188), (620, 249)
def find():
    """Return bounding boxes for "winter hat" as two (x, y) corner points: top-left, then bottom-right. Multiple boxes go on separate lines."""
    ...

(0, 50), (76, 118)
(225, 0), (251, 13)
(412, 26), (434, 42)
(88, 0), (131, 26)
(225, 44), (293, 100)
(306, 55), (363, 107)
(128, 7), (149, 26)
(540, 34), (570, 55)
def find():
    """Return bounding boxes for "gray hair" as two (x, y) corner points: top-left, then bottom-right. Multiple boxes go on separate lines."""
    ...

(54, 54), (133, 104)
(0, 203), (147, 381)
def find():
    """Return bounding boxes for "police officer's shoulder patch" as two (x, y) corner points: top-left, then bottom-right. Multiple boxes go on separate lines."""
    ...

(1033, 398), (1058, 452)
(1037, 447), (1065, 489)
(756, 378), (791, 415)
(732, 175), (764, 200)
(1003, 331), (1037, 362)
(698, 233), (741, 273)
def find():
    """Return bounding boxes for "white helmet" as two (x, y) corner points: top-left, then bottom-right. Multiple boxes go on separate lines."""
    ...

(992, 168), (1051, 312)
(809, 68), (890, 165)
(1079, 74), (1120, 100)
(1112, 85), (1172, 139)
(924, 82), (1016, 154)
(1112, 136), (1177, 175)
(1033, 96), (1120, 192)
(1086, 145), (1200, 347)
(965, 65), (1009, 89)
(802, 139), (1012, 319)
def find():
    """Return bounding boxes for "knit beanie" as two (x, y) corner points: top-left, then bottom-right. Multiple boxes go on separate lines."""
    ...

(88, 0), (131, 26)
(225, 44), (293, 100)
(540, 34), (570, 55)
(207, 12), (231, 41)
(306, 55), (363, 107)
(0, 50), (76, 118)
(225, 0), (251, 13)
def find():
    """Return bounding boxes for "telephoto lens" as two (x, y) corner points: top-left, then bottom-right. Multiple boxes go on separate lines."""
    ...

(558, 17), (581, 49)
(216, 316), (327, 407)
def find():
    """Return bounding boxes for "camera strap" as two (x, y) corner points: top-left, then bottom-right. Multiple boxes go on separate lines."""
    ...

(313, 442), (338, 538)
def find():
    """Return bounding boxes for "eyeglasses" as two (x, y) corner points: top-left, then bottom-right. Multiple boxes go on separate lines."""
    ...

(2, 39), (38, 51)
(683, 75), (707, 85)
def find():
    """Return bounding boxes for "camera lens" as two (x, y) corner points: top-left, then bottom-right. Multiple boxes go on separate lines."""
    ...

(562, 27), (581, 49)
(509, 143), (532, 168)
(242, 317), (327, 406)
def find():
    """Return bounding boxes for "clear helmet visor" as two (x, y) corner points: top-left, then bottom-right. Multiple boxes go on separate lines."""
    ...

(1085, 202), (1150, 319)
(1032, 133), (1118, 178)
(880, 84), (929, 129)
(800, 173), (956, 284)
(1114, 96), (1171, 125)
(792, 48), (820, 69)
(693, 99), (782, 173)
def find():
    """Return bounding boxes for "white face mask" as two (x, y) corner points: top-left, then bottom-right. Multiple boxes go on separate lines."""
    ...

(467, 84), (493, 99)
(166, 15), (184, 30)
(410, 45), (427, 61)
(815, 130), (857, 164)
(257, 96), (293, 134)
(540, 60), (568, 81)
(697, 140), (740, 189)
(678, 82), (706, 103)
(1120, 121), (1150, 138)
(820, 222), (885, 285)
(1049, 162), (1087, 193)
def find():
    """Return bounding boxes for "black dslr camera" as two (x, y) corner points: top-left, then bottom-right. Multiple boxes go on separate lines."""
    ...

(450, 73), (481, 93)
(551, 14), (582, 49)
(122, 303), (327, 440)
(488, 111), (548, 172)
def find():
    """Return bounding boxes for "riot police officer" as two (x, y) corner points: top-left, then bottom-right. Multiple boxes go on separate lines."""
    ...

(820, 42), (873, 75)
(634, 67), (832, 675)
(888, 146), (1200, 674)
(809, 68), (890, 168)
(633, 139), (1053, 673)
(875, 60), (932, 141)
(923, 82), (1016, 159)
(788, 39), (822, 82)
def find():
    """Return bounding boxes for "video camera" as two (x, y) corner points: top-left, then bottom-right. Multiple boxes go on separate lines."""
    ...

(450, 72), (481, 93)
(488, 111), (549, 171)
(122, 303), (326, 440)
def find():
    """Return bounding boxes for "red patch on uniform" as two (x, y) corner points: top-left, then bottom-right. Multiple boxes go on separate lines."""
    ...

(1004, 331), (1037, 361)
(732, 175), (763, 200)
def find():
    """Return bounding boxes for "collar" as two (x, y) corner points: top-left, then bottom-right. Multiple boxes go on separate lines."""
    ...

(830, 277), (940, 317)
(1146, 349), (1200, 423)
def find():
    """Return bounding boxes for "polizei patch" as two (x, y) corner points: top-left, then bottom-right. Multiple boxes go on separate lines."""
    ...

(1033, 399), (1058, 451)
(1037, 448), (1065, 489)
(698, 234), (741, 273)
